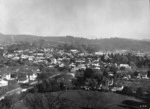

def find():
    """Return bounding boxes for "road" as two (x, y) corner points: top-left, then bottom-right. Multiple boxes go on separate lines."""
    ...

(0, 73), (62, 100)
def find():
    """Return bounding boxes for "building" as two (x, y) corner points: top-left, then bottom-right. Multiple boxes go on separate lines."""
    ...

(0, 79), (8, 87)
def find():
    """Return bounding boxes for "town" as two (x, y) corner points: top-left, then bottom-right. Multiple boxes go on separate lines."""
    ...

(0, 0), (150, 108)
(0, 41), (150, 109)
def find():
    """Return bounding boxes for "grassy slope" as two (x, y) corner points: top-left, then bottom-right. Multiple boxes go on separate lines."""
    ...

(54, 90), (142, 109)
(14, 90), (142, 109)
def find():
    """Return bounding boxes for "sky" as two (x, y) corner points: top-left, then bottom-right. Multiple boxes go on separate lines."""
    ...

(0, 0), (149, 39)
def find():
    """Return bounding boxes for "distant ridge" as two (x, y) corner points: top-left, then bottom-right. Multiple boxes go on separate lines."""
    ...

(142, 39), (150, 42)
(0, 33), (150, 51)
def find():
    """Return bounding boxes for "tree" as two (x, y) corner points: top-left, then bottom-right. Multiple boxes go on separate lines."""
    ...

(136, 87), (143, 97)
(103, 70), (108, 77)
(0, 87), (8, 97)
(93, 70), (103, 83)
(147, 71), (150, 78)
(24, 93), (47, 109)
(36, 73), (48, 83)
(0, 94), (20, 109)
(85, 78), (98, 90)
(33, 79), (60, 93)
(129, 61), (137, 70)
(133, 71), (139, 77)
(24, 92), (75, 109)
(78, 91), (113, 109)
(121, 86), (133, 95)
(84, 68), (95, 79)
(122, 55), (128, 64)
(109, 65), (118, 74)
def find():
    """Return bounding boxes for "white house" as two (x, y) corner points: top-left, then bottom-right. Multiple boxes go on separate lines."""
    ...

(111, 86), (124, 92)
(12, 56), (20, 60)
(18, 78), (29, 84)
(7, 54), (14, 58)
(78, 64), (86, 70)
(120, 64), (131, 69)
(4, 74), (11, 80)
(0, 79), (8, 87)
(4, 74), (16, 80)
(70, 49), (79, 54)
(28, 56), (34, 61)
(95, 51), (104, 56)
(59, 63), (65, 68)
(51, 58), (57, 64)
(29, 73), (37, 81)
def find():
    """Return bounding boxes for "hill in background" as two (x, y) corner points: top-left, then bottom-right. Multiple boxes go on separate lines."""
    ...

(0, 33), (150, 52)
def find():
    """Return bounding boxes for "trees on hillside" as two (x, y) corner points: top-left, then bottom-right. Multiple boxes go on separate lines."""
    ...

(0, 94), (20, 109)
(136, 87), (144, 97)
(147, 71), (150, 78)
(121, 86), (133, 96)
(36, 73), (48, 83)
(78, 91), (113, 109)
(24, 92), (74, 109)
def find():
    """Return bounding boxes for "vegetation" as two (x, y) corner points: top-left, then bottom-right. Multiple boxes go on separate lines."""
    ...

(2, 33), (150, 52)
(1, 34), (150, 109)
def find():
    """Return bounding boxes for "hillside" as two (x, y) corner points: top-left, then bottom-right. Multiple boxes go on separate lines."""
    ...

(1, 33), (150, 51)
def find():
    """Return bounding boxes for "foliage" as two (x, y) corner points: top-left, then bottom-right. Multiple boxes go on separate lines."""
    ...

(0, 94), (20, 109)
(121, 86), (133, 96)
(84, 68), (95, 79)
(136, 87), (143, 97)
(78, 91), (113, 109)
(24, 92), (74, 109)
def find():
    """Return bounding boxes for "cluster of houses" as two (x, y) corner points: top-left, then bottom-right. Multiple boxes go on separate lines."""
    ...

(0, 66), (38, 87)
(0, 47), (149, 94)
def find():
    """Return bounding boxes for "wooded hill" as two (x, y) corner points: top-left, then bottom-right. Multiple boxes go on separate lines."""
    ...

(1, 33), (150, 52)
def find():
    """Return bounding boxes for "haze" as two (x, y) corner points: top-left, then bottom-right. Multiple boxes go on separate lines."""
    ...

(0, 0), (149, 39)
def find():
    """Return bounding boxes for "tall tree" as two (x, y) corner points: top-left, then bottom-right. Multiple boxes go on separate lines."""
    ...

(78, 91), (113, 109)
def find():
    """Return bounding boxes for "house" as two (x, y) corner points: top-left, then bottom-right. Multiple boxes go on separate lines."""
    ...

(136, 68), (149, 79)
(18, 77), (29, 83)
(4, 74), (11, 80)
(92, 63), (100, 67)
(17, 73), (29, 83)
(28, 56), (34, 61)
(137, 72), (149, 79)
(94, 66), (100, 70)
(70, 67), (79, 73)
(111, 86), (124, 92)
(123, 75), (131, 80)
(75, 58), (85, 64)
(12, 56), (20, 60)
(29, 73), (37, 81)
(119, 64), (131, 70)
(95, 51), (104, 56)
(78, 64), (86, 70)
(69, 63), (76, 68)
(4, 74), (16, 80)
(51, 58), (57, 64)
(21, 54), (29, 59)
(7, 54), (14, 58)
(59, 63), (65, 68)
(0, 79), (8, 87)
(70, 49), (79, 54)
(67, 73), (75, 78)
